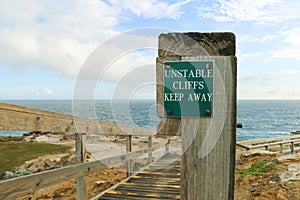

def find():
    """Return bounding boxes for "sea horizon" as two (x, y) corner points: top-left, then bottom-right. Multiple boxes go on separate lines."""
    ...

(1, 99), (300, 141)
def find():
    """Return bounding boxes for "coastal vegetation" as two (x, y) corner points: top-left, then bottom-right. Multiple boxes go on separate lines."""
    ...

(0, 136), (70, 176)
(236, 158), (275, 178)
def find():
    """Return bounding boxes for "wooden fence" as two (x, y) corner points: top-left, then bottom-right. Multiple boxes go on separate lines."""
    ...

(0, 102), (168, 200)
(237, 135), (300, 154)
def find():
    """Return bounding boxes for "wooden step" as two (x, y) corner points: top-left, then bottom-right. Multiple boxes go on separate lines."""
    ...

(98, 153), (181, 200)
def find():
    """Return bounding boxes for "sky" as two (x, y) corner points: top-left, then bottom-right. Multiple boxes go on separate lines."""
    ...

(1, 0), (300, 100)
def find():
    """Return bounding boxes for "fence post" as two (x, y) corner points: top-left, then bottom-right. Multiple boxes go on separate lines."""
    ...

(75, 133), (87, 200)
(126, 135), (132, 177)
(148, 136), (153, 164)
(280, 143), (283, 153)
(165, 139), (170, 153)
(265, 145), (269, 151)
(291, 141), (294, 154)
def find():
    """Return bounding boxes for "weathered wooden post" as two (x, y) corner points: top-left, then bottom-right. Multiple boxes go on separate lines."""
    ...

(280, 143), (283, 153)
(156, 32), (237, 200)
(75, 133), (87, 200)
(291, 141), (294, 154)
(148, 136), (153, 164)
(165, 139), (170, 153)
(126, 135), (133, 177)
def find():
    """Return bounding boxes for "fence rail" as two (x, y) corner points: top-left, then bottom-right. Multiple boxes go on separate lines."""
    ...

(237, 135), (300, 154)
(0, 139), (168, 200)
(0, 102), (168, 200)
(0, 102), (156, 135)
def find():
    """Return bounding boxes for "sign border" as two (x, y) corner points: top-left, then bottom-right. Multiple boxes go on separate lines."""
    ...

(163, 60), (214, 118)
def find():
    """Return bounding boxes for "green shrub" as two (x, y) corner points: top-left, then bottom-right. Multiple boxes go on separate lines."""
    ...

(0, 141), (70, 175)
(236, 159), (275, 177)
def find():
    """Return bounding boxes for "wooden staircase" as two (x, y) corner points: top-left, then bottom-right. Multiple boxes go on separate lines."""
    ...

(99, 153), (181, 200)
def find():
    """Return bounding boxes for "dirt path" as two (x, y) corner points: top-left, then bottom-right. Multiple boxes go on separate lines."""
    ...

(235, 150), (300, 200)
(19, 166), (126, 200)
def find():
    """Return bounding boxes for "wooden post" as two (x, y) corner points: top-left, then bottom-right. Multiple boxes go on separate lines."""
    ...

(157, 32), (236, 200)
(265, 145), (269, 151)
(280, 143), (283, 153)
(165, 139), (170, 153)
(126, 135), (132, 177)
(148, 136), (153, 164)
(75, 133), (87, 200)
(291, 141), (294, 154)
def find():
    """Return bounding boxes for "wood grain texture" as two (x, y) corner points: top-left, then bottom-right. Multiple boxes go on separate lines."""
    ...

(148, 136), (153, 164)
(75, 133), (87, 200)
(158, 32), (235, 57)
(156, 32), (236, 200)
(126, 135), (133, 177)
(0, 102), (155, 136)
(156, 56), (181, 118)
(156, 56), (182, 136)
(156, 113), (181, 137)
(180, 56), (236, 200)
(99, 153), (181, 200)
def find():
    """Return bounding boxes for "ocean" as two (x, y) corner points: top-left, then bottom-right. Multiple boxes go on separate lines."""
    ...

(1, 100), (300, 141)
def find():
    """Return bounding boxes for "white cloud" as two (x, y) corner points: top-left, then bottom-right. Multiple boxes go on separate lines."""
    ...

(83, 50), (157, 99)
(238, 33), (278, 45)
(270, 28), (300, 61)
(0, 28), (99, 77)
(271, 48), (300, 61)
(239, 75), (269, 82)
(198, 0), (284, 24)
(110, 0), (190, 19)
(238, 52), (265, 62)
(237, 34), (277, 62)
(0, 0), (189, 80)
(250, 35), (277, 42)
(0, 0), (120, 78)
(103, 51), (155, 83)
(279, 70), (300, 74)
(238, 69), (300, 99)
(32, 88), (53, 96)
(239, 86), (300, 99)
(281, 28), (300, 46)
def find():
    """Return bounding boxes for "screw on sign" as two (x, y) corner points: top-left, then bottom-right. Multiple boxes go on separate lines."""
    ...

(167, 109), (173, 115)
(205, 109), (211, 115)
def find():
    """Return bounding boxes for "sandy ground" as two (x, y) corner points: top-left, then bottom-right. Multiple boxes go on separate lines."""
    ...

(5, 133), (300, 199)
(234, 150), (300, 200)
(26, 133), (175, 160)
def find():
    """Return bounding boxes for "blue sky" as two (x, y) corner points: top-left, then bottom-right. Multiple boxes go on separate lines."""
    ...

(1, 0), (300, 100)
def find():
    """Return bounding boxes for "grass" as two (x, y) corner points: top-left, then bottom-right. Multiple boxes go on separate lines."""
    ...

(0, 136), (24, 142)
(0, 141), (70, 175)
(236, 158), (275, 177)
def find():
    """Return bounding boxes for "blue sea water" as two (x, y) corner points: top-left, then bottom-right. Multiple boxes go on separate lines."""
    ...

(1, 100), (300, 141)
(237, 100), (300, 140)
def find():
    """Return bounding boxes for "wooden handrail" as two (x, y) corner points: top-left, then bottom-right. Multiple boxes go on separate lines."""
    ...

(0, 102), (156, 136)
(236, 142), (250, 150)
(238, 135), (300, 147)
(0, 102), (171, 199)
(0, 138), (169, 200)
(247, 139), (300, 150)
(236, 136), (300, 154)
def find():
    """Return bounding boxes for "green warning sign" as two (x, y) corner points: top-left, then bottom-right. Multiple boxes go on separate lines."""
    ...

(163, 61), (213, 118)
